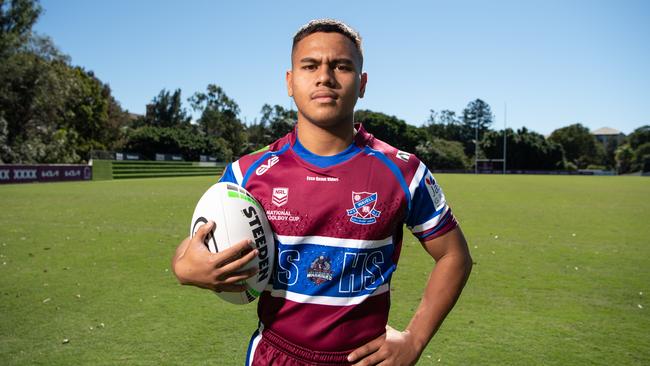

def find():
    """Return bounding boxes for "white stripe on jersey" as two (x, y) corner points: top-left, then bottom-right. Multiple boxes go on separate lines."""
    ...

(275, 235), (393, 250)
(408, 161), (427, 200)
(232, 160), (244, 185)
(268, 283), (389, 306)
(410, 205), (449, 234)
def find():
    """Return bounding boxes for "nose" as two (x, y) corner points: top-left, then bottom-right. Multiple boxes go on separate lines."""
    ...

(316, 66), (335, 87)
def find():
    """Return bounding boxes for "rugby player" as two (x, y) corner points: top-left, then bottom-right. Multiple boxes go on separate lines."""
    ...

(172, 19), (472, 366)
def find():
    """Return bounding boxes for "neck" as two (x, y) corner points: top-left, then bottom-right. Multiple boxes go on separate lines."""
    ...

(296, 115), (355, 156)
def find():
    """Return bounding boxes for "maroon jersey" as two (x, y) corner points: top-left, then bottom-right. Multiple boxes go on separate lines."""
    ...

(220, 124), (457, 353)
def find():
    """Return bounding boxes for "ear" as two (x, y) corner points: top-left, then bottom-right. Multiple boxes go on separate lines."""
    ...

(286, 70), (293, 97)
(359, 72), (368, 98)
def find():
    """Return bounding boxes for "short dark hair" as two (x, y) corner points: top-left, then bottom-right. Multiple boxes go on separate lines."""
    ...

(292, 19), (363, 69)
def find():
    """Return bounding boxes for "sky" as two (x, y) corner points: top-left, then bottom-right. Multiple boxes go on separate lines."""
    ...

(34, 0), (649, 135)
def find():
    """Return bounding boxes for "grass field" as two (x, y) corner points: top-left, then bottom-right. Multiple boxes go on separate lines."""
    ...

(1, 175), (649, 365)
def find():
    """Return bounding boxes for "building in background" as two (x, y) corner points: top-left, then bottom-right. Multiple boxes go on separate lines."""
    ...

(592, 127), (626, 146)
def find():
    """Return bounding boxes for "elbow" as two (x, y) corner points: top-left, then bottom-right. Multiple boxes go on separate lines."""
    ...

(463, 252), (474, 279)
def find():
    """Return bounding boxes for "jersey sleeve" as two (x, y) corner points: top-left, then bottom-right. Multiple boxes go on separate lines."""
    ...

(405, 163), (457, 242)
(218, 162), (243, 185)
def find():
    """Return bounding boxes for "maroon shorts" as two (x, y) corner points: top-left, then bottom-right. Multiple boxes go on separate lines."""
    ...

(246, 328), (353, 366)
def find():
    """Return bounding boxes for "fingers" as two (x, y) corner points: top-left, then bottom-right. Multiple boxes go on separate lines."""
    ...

(217, 245), (258, 271)
(211, 239), (256, 267)
(221, 237), (256, 255)
(217, 266), (258, 284)
(348, 333), (385, 364)
(191, 220), (215, 249)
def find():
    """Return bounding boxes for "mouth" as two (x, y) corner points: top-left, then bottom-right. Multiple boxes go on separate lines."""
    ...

(311, 91), (338, 103)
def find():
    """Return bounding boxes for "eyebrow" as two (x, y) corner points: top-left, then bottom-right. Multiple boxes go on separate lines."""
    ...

(299, 57), (356, 66)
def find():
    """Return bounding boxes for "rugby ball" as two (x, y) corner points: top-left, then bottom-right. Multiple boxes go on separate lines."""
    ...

(190, 182), (274, 304)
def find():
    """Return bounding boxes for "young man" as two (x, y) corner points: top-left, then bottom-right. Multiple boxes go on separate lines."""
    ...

(172, 19), (472, 366)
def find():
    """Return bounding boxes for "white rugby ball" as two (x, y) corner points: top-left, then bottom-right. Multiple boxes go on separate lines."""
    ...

(190, 182), (274, 304)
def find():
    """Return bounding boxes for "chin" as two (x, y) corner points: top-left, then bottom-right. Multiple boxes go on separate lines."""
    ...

(302, 109), (353, 128)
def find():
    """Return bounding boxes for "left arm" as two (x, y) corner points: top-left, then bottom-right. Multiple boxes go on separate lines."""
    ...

(348, 226), (473, 365)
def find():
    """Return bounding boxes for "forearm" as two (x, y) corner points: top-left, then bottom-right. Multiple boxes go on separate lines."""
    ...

(405, 250), (472, 353)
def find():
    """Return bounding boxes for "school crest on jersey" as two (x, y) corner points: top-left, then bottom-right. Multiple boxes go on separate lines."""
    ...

(307, 255), (333, 285)
(347, 192), (382, 225)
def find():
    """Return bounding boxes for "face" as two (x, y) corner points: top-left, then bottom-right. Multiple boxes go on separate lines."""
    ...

(287, 32), (367, 128)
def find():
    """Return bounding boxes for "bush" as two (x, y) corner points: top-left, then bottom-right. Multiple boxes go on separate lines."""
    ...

(125, 126), (226, 161)
(416, 138), (469, 170)
(586, 165), (606, 170)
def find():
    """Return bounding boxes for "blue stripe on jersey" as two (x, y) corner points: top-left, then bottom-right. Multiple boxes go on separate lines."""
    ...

(218, 163), (237, 184)
(273, 242), (396, 298)
(416, 209), (453, 240)
(363, 146), (411, 212)
(241, 143), (291, 187)
(245, 328), (260, 365)
(406, 173), (442, 228)
(293, 137), (361, 168)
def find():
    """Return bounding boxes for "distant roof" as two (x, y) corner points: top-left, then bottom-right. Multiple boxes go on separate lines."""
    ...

(592, 127), (623, 136)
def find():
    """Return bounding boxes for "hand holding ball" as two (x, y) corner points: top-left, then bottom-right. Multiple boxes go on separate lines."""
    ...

(190, 183), (275, 304)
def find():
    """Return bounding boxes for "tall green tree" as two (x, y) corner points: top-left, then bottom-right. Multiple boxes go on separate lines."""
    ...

(0, 0), (42, 59)
(481, 127), (566, 170)
(0, 23), (127, 162)
(189, 84), (246, 159)
(462, 99), (493, 139)
(143, 88), (191, 128)
(548, 123), (604, 168)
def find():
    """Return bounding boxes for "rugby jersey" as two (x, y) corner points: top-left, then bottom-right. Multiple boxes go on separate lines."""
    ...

(219, 124), (457, 352)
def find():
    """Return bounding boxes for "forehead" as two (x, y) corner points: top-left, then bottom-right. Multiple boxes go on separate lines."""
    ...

(292, 32), (360, 63)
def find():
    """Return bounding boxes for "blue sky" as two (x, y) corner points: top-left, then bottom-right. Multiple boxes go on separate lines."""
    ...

(34, 0), (649, 135)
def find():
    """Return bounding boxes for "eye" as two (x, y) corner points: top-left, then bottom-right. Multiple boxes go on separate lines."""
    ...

(302, 64), (317, 71)
(335, 64), (352, 72)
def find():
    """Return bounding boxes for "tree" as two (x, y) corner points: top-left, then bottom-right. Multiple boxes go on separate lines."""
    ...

(481, 127), (566, 170)
(615, 144), (634, 174)
(246, 104), (297, 153)
(143, 88), (191, 128)
(0, 0), (42, 59)
(461, 99), (494, 157)
(425, 109), (471, 147)
(549, 123), (604, 169)
(627, 125), (650, 150)
(125, 125), (226, 161)
(189, 84), (246, 159)
(354, 109), (425, 153)
(416, 138), (469, 170)
(633, 142), (650, 173)
(0, 33), (127, 162)
(260, 104), (297, 141)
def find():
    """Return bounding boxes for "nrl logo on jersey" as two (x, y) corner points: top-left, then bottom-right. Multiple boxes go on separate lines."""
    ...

(272, 187), (288, 207)
(347, 192), (382, 225)
(255, 155), (279, 176)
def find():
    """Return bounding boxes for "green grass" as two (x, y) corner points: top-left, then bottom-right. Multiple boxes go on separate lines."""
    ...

(0, 175), (648, 365)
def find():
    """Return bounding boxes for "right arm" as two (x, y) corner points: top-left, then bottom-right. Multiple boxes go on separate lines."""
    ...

(171, 221), (259, 292)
